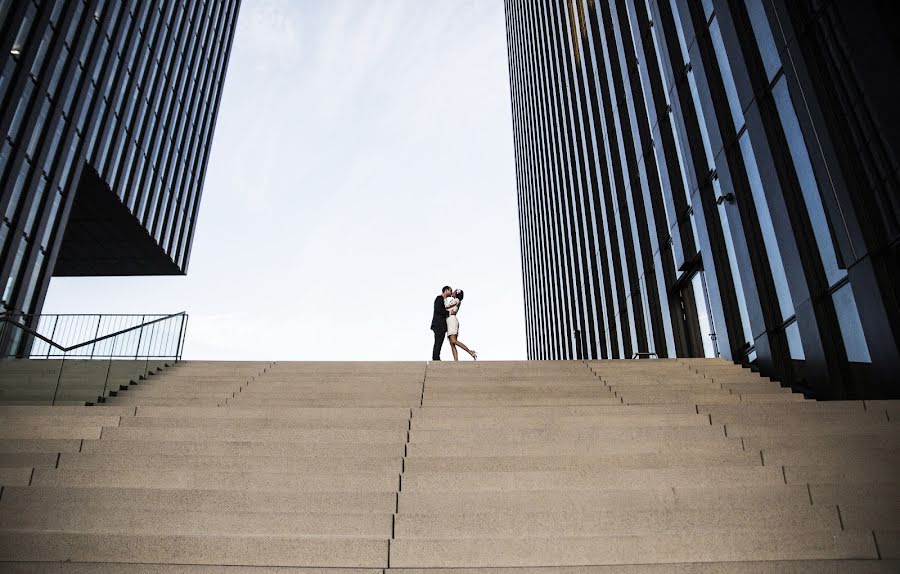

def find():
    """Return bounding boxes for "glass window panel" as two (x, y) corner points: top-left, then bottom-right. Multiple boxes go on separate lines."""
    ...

(2, 235), (27, 303)
(42, 115), (65, 175)
(710, 18), (744, 131)
(832, 283), (871, 363)
(0, 0), (12, 27)
(5, 168), (29, 221)
(21, 249), (44, 313)
(30, 25), (54, 78)
(785, 320), (804, 360)
(59, 140), (79, 191)
(8, 81), (35, 142)
(772, 78), (846, 287)
(739, 131), (794, 320)
(26, 98), (50, 159)
(701, 0), (714, 19)
(61, 62), (81, 117)
(745, 0), (781, 81)
(24, 176), (46, 233)
(40, 191), (62, 249)
(692, 271), (719, 358)
(65, 2), (85, 47)
(0, 141), (12, 184)
(11, 3), (36, 57)
(47, 44), (68, 97)
(0, 58), (16, 105)
(713, 178), (753, 346)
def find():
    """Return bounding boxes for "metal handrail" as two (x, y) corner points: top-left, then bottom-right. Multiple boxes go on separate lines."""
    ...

(0, 312), (189, 405)
(0, 312), (187, 354)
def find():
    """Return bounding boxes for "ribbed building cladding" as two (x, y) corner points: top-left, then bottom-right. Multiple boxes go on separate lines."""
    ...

(505, 0), (900, 398)
(0, 0), (240, 316)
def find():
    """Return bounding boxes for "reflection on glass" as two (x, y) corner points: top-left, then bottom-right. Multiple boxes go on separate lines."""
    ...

(772, 78), (846, 287)
(713, 177), (754, 346)
(785, 320), (804, 360)
(832, 283), (871, 363)
(745, 0), (781, 81)
(710, 18), (744, 131)
(692, 271), (719, 358)
(739, 132), (794, 320)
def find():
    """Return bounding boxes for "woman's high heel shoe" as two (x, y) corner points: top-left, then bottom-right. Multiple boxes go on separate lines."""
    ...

(470, 350), (478, 361)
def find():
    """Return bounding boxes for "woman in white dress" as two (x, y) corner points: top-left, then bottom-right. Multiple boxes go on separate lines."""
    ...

(445, 289), (477, 361)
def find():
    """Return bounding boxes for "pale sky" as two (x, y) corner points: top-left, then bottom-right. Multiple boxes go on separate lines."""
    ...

(43, 0), (527, 361)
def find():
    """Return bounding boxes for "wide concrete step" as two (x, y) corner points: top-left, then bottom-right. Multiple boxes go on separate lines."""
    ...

(0, 426), (103, 440)
(118, 416), (409, 430)
(839, 502), (900, 529)
(809, 482), (900, 505)
(31, 468), (399, 491)
(0, 531), (388, 567)
(225, 398), (422, 407)
(409, 426), (725, 444)
(57, 453), (402, 473)
(0, 486), (396, 513)
(403, 451), (760, 472)
(98, 427), (408, 443)
(744, 433), (900, 451)
(760, 447), (900, 466)
(0, 406), (135, 417)
(725, 421), (897, 437)
(132, 406), (411, 418)
(398, 484), (813, 514)
(617, 394), (741, 405)
(0, 453), (58, 468)
(0, 415), (122, 427)
(0, 439), (82, 453)
(785, 461), (900, 484)
(405, 437), (742, 456)
(0, 564), (393, 573)
(0, 507), (392, 537)
(386, 561), (899, 573)
(394, 506), (839, 537)
(0, 467), (32, 486)
(388, 530), (877, 567)
(410, 413), (710, 430)
(711, 412), (886, 425)
(400, 467), (784, 492)
(80, 439), (406, 458)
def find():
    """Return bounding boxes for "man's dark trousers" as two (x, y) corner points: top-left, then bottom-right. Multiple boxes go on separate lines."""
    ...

(431, 293), (449, 361)
(432, 328), (446, 361)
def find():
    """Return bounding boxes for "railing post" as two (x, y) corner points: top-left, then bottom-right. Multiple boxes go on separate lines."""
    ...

(89, 315), (102, 359)
(47, 315), (60, 359)
(51, 352), (66, 407)
(133, 316), (146, 360)
(176, 314), (188, 361)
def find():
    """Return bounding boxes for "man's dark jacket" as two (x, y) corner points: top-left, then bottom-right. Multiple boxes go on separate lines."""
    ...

(431, 295), (448, 332)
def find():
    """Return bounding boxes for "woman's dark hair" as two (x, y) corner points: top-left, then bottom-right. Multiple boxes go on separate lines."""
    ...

(455, 289), (464, 301)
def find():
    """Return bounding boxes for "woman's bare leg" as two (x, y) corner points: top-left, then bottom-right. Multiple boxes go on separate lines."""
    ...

(448, 336), (460, 361)
(450, 337), (477, 359)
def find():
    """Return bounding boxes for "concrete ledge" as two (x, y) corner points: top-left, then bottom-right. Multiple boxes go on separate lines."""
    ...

(30, 468), (399, 491)
(0, 507), (392, 536)
(0, 486), (397, 514)
(387, 530), (877, 566)
(393, 506), (840, 537)
(383, 560), (900, 573)
(0, 532), (389, 567)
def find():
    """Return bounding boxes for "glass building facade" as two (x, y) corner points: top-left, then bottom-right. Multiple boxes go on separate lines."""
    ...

(0, 0), (240, 316)
(505, 0), (900, 398)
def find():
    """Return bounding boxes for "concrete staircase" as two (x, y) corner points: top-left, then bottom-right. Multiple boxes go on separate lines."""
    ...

(0, 359), (170, 405)
(0, 358), (897, 572)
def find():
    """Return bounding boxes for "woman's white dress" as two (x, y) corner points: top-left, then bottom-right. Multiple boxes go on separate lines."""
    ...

(445, 296), (460, 336)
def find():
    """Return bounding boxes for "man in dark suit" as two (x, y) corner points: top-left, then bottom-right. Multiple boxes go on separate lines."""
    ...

(431, 286), (452, 360)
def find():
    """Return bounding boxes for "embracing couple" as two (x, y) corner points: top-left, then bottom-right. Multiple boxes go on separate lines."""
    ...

(430, 285), (478, 361)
